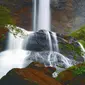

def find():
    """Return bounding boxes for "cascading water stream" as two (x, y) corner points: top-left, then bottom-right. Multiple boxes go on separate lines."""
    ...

(7, 33), (24, 50)
(0, 26), (33, 78)
(37, 0), (51, 31)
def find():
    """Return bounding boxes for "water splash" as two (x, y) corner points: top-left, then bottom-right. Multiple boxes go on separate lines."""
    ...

(0, 26), (33, 78)
(0, 50), (29, 78)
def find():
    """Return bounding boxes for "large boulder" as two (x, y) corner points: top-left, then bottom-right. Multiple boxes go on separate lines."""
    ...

(0, 62), (61, 85)
(25, 30), (58, 51)
(56, 63), (85, 85)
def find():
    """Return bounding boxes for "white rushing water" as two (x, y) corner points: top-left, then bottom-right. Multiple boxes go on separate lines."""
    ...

(33, 0), (37, 31)
(37, 0), (51, 31)
(7, 33), (24, 49)
(0, 26), (33, 78)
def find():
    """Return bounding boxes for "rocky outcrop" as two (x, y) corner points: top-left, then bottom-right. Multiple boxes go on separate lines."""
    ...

(56, 63), (85, 85)
(0, 62), (61, 85)
(25, 30), (83, 62)
(57, 33), (84, 62)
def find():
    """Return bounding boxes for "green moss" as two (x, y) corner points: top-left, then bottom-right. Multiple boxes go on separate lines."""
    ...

(59, 42), (82, 60)
(70, 25), (85, 41)
(68, 65), (85, 75)
(0, 5), (14, 27)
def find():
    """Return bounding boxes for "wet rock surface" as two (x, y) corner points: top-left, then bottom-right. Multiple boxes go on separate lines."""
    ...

(26, 30), (58, 51)
(25, 30), (83, 62)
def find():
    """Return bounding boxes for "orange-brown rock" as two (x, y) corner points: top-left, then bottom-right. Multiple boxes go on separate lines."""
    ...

(0, 62), (61, 85)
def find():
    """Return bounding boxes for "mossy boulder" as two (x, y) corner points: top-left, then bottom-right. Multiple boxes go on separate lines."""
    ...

(57, 33), (83, 62)
(70, 26), (85, 41)
(56, 63), (85, 85)
(70, 25), (85, 48)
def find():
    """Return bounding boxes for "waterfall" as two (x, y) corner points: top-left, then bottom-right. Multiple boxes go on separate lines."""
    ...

(37, 0), (51, 31)
(0, 26), (32, 78)
(78, 42), (85, 61)
(51, 32), (59, 52)
(0, 0), (78, 79)
(33, 0), (51, 31)
(7, 33), (24, 50)
(33, 0), (37, 31)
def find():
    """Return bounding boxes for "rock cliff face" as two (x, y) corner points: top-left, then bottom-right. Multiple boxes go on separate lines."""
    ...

(0, 0), (32, 31)
(51, 0), (73, 34)
(0, 0), (85, 34)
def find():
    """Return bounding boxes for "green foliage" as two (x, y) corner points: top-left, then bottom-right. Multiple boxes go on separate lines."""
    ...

(70, 25), (85, 41)
(6, 25), (27, 37)
(68, 65), (85, 75)
(0, 5), (13, 27)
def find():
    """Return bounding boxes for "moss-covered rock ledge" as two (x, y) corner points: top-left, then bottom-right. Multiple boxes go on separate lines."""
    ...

(57, 33), (83, 61)
(56, 63), (85, 85)
(70, 25), (85, 48)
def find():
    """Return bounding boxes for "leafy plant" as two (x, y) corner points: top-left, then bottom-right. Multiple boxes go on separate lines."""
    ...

(69, 65), (85, 75)
(70, 25), (85, 41)
(0, 5), (26, 50)
(0, 6), (26, 37)
(6, 25), (27, 37)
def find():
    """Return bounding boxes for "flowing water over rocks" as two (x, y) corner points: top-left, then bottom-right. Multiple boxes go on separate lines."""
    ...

(0, 28), (80, 79)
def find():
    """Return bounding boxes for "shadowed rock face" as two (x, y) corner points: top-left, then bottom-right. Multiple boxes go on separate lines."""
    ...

(26, 30), (58, 51)
(0, 28), (8, 51)
(0, 62), (61, 85)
